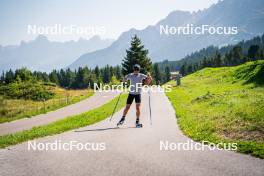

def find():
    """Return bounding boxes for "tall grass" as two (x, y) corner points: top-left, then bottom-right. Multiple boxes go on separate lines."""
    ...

(0, 88), (94, 123)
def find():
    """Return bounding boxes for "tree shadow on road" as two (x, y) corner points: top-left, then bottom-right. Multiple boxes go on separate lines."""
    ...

(74, 126), (136, 132)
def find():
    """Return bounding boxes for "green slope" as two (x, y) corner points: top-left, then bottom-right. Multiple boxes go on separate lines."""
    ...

(166, 61), (264, 158)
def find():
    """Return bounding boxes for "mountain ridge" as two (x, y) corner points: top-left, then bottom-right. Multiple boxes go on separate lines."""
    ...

(69, 0), (264, 69)
(0, 35), (114, 72)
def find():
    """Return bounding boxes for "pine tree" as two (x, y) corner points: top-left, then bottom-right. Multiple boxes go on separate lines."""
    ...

(49, 70), (59, 85)
(208, 58), (213, 67)
(232, 46), (243, 65)
(102, 65), (111, 83)
(180, 63), (187, 76)
(94, 66), (100, 79)
(153, 63), (162, 84)
(81, 67), (90, 88)
(109, 66), (114, 78)
(115, 66), (122, 80)
(122, 35), (152, 75)
(202, 57), (208, 68)
(15, 68), (32, 82)
(223, 53), (229, 66)
(65, 68), (75, 88)
(187, 65), (193, 73)
(0, 71), (5, 84)
(193, 63), (199, 71)
(260, 49), (264, 60)
(71, 68), (85, 89)
(248, 45), (260, 61)
(213, 52), (222, 67)
(58, 69), (66, 87)
(164, 66), (171, 82)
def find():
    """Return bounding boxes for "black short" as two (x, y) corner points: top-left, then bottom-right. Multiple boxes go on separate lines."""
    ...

(126, 94), (141, 104)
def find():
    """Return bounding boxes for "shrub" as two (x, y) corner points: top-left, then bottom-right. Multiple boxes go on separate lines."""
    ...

(0, 81), (54, 101)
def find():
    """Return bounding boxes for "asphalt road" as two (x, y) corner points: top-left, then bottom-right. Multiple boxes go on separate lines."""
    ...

(0, 92), (117, 135)
(0, 91), (263, 176)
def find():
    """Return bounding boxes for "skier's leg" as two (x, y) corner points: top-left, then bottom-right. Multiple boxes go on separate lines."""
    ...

(135, 94), (142, 127)
(135, 94), (141, 120)
(122, 104), (131, 117)
(117, 105), (131, 126)
(136, 103), (140, 119)
(117, 94), (134, 126)
(123, 94), (134, 117)
(135, 105), (142, 128)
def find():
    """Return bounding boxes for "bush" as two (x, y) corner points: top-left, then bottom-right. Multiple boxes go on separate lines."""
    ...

(0, 81), (54, 101)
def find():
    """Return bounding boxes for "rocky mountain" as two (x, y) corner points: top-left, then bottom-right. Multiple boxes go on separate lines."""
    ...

(0, 35), (113, 72)
(69, 0), (264, 69)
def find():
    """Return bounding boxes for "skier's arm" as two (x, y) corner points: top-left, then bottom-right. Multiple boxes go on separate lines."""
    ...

(122, 74), (130, 87)
(123, 74), (129, 83)
(144, 73), (152, 85)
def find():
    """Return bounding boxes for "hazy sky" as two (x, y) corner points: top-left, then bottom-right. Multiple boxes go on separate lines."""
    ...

(0, 0), (218, 46)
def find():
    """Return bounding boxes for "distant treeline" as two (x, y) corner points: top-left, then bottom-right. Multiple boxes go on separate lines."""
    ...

(158, 34), (264, 76)
(0, 35), (171, 89)
(0, 63), (171, 90)
(0, 65), (124, 89)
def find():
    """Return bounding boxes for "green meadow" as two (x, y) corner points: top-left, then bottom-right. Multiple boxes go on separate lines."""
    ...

(166, 61), (264, 158)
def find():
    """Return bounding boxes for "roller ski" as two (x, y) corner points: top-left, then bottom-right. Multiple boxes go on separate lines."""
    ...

(117, 117), (125, 127)
(135, 119), (143, 128)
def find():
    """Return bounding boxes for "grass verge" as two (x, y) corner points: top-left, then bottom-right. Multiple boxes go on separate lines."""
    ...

(166, 61), (264, 159)
(0, 93), (127, 148)
(0, 88), (94, 123)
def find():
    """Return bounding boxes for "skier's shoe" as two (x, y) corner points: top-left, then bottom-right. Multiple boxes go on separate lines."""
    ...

(117, 117), (125, 126)
(135, 119), (143, 128)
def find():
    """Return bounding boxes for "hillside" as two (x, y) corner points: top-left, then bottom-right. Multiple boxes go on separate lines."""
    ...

(69, 0), (264, 69)
(166, 61), (264, 158)
(158, 34), (264, 71)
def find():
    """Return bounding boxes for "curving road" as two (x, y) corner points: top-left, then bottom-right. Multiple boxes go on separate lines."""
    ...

(0, 91), (263, 176)
(0, 92), (117, 135)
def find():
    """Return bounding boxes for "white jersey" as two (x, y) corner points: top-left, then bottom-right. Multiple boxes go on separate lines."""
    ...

(125, 73), (147, 95)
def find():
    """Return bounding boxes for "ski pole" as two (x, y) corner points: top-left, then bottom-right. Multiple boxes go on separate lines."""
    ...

(148, 89), (152, 125)
(109, 91), (122, 122)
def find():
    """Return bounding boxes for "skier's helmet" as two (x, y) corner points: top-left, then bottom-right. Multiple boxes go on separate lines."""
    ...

(133, 64), (141, 71)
